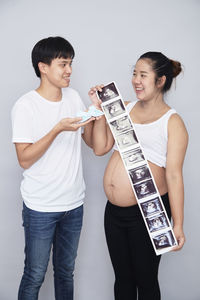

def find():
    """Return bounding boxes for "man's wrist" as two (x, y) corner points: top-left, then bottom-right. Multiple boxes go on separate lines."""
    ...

(53, 122), (62, 135)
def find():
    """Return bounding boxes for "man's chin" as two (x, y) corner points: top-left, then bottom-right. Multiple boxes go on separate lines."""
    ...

(61, 82), (70, 88)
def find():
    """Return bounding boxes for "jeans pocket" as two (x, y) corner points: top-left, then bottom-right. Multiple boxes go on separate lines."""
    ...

(22, 204), (29, 228)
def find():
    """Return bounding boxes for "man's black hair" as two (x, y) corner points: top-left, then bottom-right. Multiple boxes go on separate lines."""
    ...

(31, 36), (75, 77)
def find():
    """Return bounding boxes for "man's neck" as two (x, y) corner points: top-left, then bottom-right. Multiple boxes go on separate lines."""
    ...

(36, 83), (62, 102)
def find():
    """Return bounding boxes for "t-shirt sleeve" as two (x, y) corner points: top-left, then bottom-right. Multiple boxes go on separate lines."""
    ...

(11, 103), (34, 143)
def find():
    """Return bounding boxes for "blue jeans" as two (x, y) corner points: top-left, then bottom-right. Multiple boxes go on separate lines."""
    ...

(18, 203), (83, 300)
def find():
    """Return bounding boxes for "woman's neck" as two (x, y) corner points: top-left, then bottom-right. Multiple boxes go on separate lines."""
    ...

(133, 94), (170, 124)
(138, 93), (166, 112)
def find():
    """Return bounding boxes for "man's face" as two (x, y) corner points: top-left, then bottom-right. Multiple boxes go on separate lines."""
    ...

(42, 57), (72, 88)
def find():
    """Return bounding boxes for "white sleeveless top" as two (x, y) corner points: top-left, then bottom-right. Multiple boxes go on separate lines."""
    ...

(113, 101), (176, 168)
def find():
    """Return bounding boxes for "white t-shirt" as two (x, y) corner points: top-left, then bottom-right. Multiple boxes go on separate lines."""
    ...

(113, 101), (176, 168)
(11, 88), (86, 212)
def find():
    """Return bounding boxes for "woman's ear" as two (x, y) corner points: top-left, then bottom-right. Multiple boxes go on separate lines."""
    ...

(156, 75), (166, 89)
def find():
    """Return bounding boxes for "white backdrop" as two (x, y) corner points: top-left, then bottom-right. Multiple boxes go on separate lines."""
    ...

(0, 0), (200, 299)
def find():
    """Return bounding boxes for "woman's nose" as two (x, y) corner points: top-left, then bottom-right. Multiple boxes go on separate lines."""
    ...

(134, 75), (140, 84)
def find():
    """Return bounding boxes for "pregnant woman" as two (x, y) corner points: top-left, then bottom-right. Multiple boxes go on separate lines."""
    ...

(89, 52), (188, 300)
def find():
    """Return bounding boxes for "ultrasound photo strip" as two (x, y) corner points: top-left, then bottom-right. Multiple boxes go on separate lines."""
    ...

(97, 82), (177, 255)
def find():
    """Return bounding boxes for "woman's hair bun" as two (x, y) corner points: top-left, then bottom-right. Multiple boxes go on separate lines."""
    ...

(170, 59), (182, 78)
(139, 52), (182, 92)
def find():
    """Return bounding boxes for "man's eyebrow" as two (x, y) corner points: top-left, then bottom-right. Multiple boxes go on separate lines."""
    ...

(58, 59), (73, 63)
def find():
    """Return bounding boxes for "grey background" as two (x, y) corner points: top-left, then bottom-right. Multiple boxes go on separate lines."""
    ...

(0, 0), (199, 299)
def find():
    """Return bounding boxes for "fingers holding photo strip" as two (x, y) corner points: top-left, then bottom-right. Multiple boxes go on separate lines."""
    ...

(88, 85), (104, 109)
(97, 81), (178, 255)
(97, 82), (119, 102)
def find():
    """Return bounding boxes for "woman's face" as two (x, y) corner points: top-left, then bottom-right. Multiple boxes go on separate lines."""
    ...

(132, 59), (160, 102)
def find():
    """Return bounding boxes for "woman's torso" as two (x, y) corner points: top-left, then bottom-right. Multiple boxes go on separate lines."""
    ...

(103, 101), (175, 207)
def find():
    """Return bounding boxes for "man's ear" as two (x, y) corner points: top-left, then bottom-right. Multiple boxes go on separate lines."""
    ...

(157, 75), (166, 89)
(38, 62), (48, 75)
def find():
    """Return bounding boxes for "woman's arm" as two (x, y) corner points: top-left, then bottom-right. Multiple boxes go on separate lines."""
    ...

(88, 85), (115, 155)
(166, 113), (188, 251)
(82, 120), (95, 148)
(92, 116), (115, 155)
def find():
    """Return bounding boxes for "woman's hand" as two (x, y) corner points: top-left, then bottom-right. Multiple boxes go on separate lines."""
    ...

(88, 85), (104, 109)
(172, 225), (185, 251)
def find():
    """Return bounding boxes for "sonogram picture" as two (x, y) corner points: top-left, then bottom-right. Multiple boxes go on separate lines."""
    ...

(97, 82), (177, 255)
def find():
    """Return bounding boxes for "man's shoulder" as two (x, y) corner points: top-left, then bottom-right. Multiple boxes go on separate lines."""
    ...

(11, 91), (37, 120)
(13, 90), (36, 110)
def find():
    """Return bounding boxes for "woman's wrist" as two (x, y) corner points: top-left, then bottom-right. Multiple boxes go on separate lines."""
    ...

(173, 222), (183, 229)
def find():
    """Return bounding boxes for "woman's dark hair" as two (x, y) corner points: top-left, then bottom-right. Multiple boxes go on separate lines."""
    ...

(31, 36), (75, 78)
(139, 52), (182, 93)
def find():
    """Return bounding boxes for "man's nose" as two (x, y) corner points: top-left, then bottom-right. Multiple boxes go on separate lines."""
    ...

(65, 65), (72, 74)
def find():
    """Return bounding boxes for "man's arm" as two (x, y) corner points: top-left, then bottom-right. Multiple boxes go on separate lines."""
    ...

(15, 117), (93, 169)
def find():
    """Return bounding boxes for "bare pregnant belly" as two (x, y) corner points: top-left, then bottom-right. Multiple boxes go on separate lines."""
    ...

(103, 151), (168, 207)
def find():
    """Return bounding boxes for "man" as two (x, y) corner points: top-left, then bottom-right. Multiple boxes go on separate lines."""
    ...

(11, 36), (94, 300)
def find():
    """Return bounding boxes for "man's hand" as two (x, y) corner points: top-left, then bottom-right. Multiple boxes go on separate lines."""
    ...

(88, 85), (104, 109)
(56, 116), (95, 133)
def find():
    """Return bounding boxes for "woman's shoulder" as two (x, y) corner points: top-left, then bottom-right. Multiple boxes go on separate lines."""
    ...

(124, 101), (130, 105)
(168, 113), (188, 139)
(168, 112), (184, 125)
(124, 100), (137, 105)
(124, 100), (137, 112)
